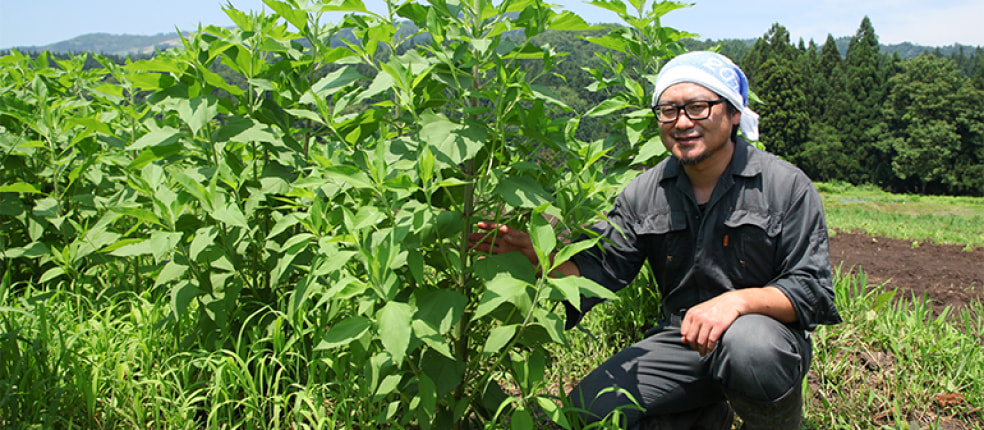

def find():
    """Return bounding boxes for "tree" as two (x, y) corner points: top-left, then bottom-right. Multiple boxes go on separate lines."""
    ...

(880, 55), (984, 195)
(743, 24), (811, 162)
(842, 16), (889, 185)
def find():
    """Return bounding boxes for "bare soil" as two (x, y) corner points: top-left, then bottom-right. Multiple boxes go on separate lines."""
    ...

(829, 229), (984, 312)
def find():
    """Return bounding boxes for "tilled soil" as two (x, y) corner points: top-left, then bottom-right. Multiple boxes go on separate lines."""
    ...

(828, 230), (984, 312)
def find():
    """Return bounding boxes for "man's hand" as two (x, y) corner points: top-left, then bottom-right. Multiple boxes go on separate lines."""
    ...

(467, 221), (538, 265)
(680, 292), (743, 357)
(680, 287), (798, 356)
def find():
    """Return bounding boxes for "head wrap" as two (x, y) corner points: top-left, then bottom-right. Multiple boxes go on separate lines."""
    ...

(651, 51), (760, 141)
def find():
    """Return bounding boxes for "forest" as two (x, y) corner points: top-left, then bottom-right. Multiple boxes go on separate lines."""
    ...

(530, 17), (984, 196)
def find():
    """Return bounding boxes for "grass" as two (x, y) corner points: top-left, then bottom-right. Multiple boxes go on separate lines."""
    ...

(817, 181), (984, 248)
(2, 184), (983, 429)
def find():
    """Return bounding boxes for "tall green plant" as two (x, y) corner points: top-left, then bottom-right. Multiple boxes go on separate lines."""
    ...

(579, 0), (695, 168)
(0, 0), (698, 427)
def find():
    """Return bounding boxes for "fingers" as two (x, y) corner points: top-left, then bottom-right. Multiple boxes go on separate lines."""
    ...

(469, 222), (533, 248)
(680, 310), (725, 357)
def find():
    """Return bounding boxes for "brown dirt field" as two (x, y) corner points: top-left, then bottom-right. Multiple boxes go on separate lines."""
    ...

(828, 230), (984, 311)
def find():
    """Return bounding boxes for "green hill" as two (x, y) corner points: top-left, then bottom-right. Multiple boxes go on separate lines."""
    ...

(8, 32), (185, 56)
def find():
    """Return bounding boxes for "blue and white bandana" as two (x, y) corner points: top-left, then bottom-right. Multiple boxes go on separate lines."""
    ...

(651, 51), (760, 141)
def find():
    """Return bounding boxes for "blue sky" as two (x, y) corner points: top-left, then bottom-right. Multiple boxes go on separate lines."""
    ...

(2, 0), (983, 49)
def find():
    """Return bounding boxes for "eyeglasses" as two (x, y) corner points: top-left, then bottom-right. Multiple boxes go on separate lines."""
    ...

(651, 98), (727, 123)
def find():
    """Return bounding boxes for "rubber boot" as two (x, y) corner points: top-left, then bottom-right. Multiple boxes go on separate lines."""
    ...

(726, 387), (802, 430)
(635, 401), (734, 430)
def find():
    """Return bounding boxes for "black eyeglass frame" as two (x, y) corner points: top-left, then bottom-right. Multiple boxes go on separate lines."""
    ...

(651, 98), (728, 123)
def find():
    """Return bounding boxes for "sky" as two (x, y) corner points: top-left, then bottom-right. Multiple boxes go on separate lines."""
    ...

(2, 0), (983, 50)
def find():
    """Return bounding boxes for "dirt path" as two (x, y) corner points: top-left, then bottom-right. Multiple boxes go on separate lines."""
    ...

(828, 230), (984, 311)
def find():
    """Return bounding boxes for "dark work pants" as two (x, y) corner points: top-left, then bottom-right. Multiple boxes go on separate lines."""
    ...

(568, 314), (811, 427)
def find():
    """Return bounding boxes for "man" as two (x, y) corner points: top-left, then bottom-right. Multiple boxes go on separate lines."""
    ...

(469, 51), (841, 429)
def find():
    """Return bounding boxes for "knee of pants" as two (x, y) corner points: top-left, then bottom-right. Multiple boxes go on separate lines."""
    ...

(713, 314), (808, 402)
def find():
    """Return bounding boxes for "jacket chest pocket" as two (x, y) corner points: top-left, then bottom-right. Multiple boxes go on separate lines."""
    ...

(636, 211), (690, 273)
(722, 209), (782, 285)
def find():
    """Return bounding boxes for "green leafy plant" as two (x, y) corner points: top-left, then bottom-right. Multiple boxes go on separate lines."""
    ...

(0, 0), (699, 427)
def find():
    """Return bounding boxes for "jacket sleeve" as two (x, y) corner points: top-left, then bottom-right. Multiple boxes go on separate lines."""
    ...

(770, 178), (842, 331)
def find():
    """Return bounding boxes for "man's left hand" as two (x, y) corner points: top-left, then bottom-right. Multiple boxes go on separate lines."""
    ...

(680, 292), (744, 357)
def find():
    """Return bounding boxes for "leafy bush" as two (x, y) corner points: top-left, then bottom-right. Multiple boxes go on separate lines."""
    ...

(1, 0), (694, 427)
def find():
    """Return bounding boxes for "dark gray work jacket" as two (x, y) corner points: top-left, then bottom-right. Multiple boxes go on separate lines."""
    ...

(569, 138), (842, 331)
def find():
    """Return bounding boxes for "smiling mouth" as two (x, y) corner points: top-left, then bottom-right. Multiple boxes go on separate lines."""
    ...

(673, 135), (701, 144)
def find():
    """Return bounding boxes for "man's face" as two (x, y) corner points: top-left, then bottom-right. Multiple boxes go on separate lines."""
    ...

(656, 83), (741, 167)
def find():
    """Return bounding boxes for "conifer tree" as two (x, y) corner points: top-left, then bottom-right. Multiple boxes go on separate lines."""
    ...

(744, 24), (811, 163)
(842, 16), (889, 185)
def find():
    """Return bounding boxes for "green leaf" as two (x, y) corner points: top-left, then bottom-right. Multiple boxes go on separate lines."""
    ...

(318, 0), (368, 13)
(547, 10), (593, 31)
(375, 374), (402, 397)
(263, 0), (309, 31)
(571, 276), (617, 301)
(634, 135), (667, 165)
(154, 260), (188, 288)
(412, 320), (453, 359)
(354, 71), (396, 106)
(126, 57), (183, 74)
(626, 116), (648, 145)
(267, 213), (300, 239)
(529, 211), (557, 270)
(510, 408), (534, 430)
(553, 239), (599, 272)
(150, 231), (183, 261)
(547, 276), (582, 311)
(301, 67), (365, 104)
(473, 273), (530, 321)
(317, 316), (372, 350)
(170, 280), (203, 319)
(288, 276), (314, 318)
(175, 97), (218, 136)
(493, 176), (552, 209)
(417, 374), (438, 423)
(323, 165), (374, 189)
(212, 202), (250, 229)
(128, 127), (182, 150)
(414, 289), (466, 334)
(110, 206), (162, 226)
(484, 324), (518, 355)
(473, 251), (536, 284)
(188, 227), (218, 262)
(419, 112), (487, 167)
(586, 98), (631, 117)
(419, 146), (435, 184)
(0, 183), (42, 194)
(378, 302), (414, 365)
(39, 266), (65, 283)
(351, 206), (385, 231)
(129, 142), (184, 170)
(536, 396), (571, 429)
(107, 238), (153, 257)
(872, 290), (897, 312)
(127, 71), (176, 90)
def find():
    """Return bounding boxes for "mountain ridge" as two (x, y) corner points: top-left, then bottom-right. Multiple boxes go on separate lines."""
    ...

(4, 30), (980, 59)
